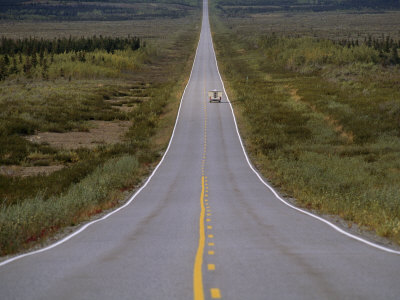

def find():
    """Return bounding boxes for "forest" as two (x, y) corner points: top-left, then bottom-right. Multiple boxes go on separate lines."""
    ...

(0, 35), (141, 55)
(0, 0), (200, 21)
(217, 0), (400, 7)
(0, 35), (142, 81)
(216, 0), (400, 15)
(266, 34), (400, 66)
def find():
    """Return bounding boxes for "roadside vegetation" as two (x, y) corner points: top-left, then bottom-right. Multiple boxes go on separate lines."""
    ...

(0, 1), (200, 255)
(211, 0), (400, 244)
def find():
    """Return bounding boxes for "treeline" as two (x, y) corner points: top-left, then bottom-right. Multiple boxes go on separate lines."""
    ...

(216, 0), (400, 13)
(0, 35), (142, 81)
(217, 0), (400, 7)
(0, 35), (141, 56)
(262, 33), (400, 68)
(322, 0), (400, 9)
(0, 1), (195, 21)
(0, 3), (136, 21)
(334, 35), (400, 65)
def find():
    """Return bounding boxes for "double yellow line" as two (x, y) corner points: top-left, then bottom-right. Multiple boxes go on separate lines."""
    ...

(194, 61), (221, 300)
(194, 75), (208, 300)
(194, 176), (206, 300)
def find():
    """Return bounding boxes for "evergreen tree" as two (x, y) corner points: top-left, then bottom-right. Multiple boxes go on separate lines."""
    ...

(3, 55), (10, 66)
(384, 36), (390, 53)
(367, 36), (372, 47)
(0, 59), (7, 80)
(42, 58), (49, 80)
(390, 46), (399, 65)
(23, 56), (31, 75)
(10, 57), (18, 74)
(31, 53), (37, 68)
(39, 50), (44, 66)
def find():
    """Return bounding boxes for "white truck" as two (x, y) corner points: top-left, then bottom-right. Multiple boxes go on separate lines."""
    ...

(208, 90), (222, 103)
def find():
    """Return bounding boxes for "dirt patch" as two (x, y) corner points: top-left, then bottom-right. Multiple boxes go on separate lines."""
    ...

(112, 105), (135, 112)
(105, 96), (148, 105)
(0, 165), (64, 177)
(26, 120), (131, 149)
(289, 88), (302, 102)
(323, 114), (354, 143)
(289, 88), (354, 143)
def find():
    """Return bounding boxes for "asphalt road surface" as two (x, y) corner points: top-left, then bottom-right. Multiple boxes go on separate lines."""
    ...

(1, 1), (400, 299)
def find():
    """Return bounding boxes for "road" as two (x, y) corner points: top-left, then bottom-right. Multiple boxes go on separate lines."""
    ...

(1, 1), (400, 299)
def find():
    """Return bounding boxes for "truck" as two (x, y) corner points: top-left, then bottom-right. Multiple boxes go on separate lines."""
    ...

(208, 90), (222, 103)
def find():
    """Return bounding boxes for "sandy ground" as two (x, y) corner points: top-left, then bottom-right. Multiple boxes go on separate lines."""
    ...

(26, 120), (131, 150)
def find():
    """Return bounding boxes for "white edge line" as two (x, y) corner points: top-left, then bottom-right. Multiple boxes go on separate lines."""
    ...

(207, 17), (400, 255)
(0, 27), (203, 268)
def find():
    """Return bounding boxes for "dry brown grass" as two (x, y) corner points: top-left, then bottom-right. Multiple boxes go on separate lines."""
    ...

(25, 120), (131, 150)
(288, 88), (354, 143)
(0, 16), (198, 46)
(0, 165), (64, 177)
(224, 10), (400, 40)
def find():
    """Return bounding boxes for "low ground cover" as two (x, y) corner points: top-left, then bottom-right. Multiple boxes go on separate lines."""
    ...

(211, 3), (400, 243)
(0, 4), (200, 255)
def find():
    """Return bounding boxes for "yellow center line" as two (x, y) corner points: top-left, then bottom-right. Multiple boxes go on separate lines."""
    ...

(211, 288), (222, 299)
(193, 70), (209, 300)
(193, 176), (206, 300)
(195, 60), (223, 299)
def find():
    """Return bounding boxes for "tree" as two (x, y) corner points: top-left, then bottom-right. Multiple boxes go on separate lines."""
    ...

(31, 53), (37, 68)
(42, 58), (49, 80)
(10, 57), (18, 74)
(39, 50), (44, 66)
(23, 56), (32, 76)
(390, 46), (399, 65)
(0, 59), (7, 80)
(3, 55), (10, 66)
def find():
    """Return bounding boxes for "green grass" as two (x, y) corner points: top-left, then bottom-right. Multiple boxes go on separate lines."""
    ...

(210, 4), (400, 244)
(0, 155), (139, 254)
